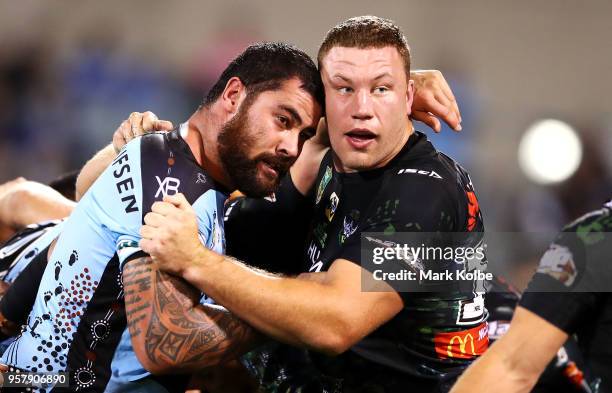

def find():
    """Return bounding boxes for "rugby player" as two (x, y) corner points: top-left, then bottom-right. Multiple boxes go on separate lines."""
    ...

(140, 16), (486, 392)
(3, 32), (460, 388)
(451, 200), (612, 393)
(0, 42), (324, 392)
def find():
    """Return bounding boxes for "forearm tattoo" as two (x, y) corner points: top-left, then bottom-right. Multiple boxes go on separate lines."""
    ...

(123, 256), (255, 371)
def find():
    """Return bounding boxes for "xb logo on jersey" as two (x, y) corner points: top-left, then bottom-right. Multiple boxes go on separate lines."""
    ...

(155, 176), (181, 198)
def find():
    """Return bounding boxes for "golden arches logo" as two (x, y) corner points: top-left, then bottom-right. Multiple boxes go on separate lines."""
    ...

(447, 333), (476, 358)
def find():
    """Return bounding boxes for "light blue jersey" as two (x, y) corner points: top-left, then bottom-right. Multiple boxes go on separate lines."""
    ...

(2, 128), (227, 392)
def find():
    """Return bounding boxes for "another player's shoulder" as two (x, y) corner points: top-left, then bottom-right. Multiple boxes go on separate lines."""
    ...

(562, 199), (612, 235)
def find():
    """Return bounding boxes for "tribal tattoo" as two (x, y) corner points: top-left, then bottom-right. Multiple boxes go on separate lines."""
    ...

(122, 256), (256, 372)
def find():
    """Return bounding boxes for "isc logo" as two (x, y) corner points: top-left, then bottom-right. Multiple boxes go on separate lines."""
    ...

(155, 176), (181, 198)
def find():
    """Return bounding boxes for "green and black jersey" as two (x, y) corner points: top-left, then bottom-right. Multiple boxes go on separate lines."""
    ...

(227, 132), (488, 392)
(520, 200), (612, 392)
(302, 132), (487, 385)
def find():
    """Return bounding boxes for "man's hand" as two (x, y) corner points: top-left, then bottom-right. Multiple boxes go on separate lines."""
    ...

(140, 193), (205, 276)
(112, 111), (174, 153)
(410, 70), (462, 132)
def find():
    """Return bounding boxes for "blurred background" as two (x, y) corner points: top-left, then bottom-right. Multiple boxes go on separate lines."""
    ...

(0, 0), (610, 271)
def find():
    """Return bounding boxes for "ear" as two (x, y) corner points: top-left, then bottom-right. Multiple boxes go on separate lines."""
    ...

(405, 79), (415, 116)
(220, 77), (247, 115)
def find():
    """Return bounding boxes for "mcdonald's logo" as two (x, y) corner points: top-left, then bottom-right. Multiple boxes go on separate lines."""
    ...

(434, 322), (488, 360)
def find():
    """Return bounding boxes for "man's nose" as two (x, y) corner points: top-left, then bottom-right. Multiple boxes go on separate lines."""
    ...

(276, 129), (300, 159)
(352, 89), (374, 121)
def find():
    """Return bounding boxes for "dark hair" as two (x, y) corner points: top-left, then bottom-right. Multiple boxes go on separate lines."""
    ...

(202, 42), (324, 109)
(318, 16), (411, 75)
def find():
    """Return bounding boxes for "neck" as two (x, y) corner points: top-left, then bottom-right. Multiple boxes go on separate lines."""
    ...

(185, 108), (234, 190)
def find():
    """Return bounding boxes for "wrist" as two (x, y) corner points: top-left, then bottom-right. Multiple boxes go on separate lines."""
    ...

(182, 246), (220, 284)
(113, 143), (122, 155)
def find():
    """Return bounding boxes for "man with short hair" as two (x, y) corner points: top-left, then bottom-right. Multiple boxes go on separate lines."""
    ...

(141, 16), (485, 392)
(0, 42), (323, 392)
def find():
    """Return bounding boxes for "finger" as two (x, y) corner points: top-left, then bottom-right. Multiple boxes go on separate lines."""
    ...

(141, 111), (159, 134)
(411, 111), (441, 132)
(434, 75), (462, 124)
(119, 120), (131, 141)
(164, 193), (191, 209)
(113, 121), (130, 151)
(140, 224), (159, 240)
(151, 201), (180, 216)
(128, 112), (144, 138)
(432, 91), (461, 131)
(143, 211), (166, 227)
(139, 238), (154, 254)
(154, 120), (174, 131)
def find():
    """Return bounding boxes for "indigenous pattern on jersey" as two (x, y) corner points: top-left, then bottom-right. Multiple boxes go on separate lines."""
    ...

(520, 200), (612, 392)
(1, 129), (227, 392)
(302, 132), (487, 387)
(0, 220), (63, 283)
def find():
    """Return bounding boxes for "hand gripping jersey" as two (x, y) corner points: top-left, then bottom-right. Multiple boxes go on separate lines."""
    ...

(1, 128), (227, 392)
(520, 200), (612, 393)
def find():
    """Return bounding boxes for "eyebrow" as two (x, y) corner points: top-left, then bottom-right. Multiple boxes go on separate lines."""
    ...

(332, 72), (392, 83)
(332, 74), (351, 83)
(373, 72), (392, 81)
(279, 104), (303, 126)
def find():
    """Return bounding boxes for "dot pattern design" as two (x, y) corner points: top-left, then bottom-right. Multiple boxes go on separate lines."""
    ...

(1, 248), (113, 392)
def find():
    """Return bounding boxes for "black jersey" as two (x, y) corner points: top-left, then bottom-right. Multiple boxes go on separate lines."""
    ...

(520, 200), (612, 392)
(304, 132), (487, 381)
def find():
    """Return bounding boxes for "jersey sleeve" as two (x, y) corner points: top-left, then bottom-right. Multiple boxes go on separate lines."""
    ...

(191, 189), (226, 255)
(89, 139), (145, 268)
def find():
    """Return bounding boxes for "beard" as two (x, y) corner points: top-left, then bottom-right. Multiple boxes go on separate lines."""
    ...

(217, 101), (294, 198)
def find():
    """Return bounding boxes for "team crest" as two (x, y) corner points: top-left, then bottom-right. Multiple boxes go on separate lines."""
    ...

(325, 192), (339, 222)
(537, 243), (577, 287)
(316, 166), (332, 205)
(339, 210), (360, 244)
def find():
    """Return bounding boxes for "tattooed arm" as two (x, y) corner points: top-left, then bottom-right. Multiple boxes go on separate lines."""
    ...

(122, 255), (259, 375)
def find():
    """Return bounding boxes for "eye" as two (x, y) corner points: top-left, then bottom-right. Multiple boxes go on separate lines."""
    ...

(338, 86), (353, 94)
(277, 115), (289, 128)
(373, 86), (389, 94)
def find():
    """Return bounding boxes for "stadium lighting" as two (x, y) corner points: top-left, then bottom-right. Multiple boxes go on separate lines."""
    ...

(518, 119), (583, 185)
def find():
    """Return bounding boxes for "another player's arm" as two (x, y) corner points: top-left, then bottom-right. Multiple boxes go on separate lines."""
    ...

(450, 306), (568, 393)
(289, 118), (330, 195)
(186, 256), (403, 355)
(140, 195), (403, 354)
(122, 254), (259, 374)
(75, 112), (173, 200)
(0, 178), (75, 232)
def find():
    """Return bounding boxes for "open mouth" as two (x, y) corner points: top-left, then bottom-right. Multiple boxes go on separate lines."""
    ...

(260, 161), (279, 179)
(345, 129), (376, 148)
